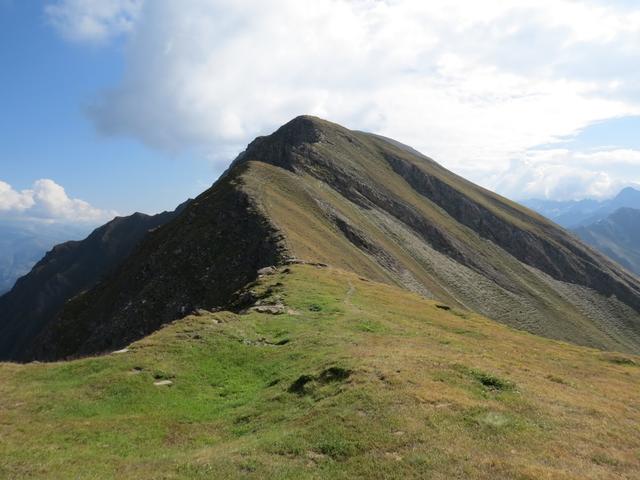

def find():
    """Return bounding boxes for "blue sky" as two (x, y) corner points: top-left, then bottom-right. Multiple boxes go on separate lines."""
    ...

(0, 1), (213, 218)
(1, 0), (640, 225)
(557, 116), (640, 151)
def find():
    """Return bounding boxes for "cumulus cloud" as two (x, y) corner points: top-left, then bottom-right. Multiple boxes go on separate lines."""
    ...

(45, 0), (142, 43)
(0, 179), (117, 223)
(51, 0), (640, 200)
(0, 181), (35, 212)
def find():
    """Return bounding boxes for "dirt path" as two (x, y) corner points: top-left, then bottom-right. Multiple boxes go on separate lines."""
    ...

(345, 280), (356, 306)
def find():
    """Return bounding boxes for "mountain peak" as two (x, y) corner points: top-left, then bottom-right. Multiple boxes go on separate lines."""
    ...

(239, 115), (355, 173)
(614, 186), (640, 201)
(6, 118), (640, 361)
(264, 115), (332, 145)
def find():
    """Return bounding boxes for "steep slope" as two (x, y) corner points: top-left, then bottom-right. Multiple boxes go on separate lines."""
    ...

(574, 208), (640, 277)
(25, 116), (640, 359)
(0, 203), (188, 360)
(1, 265), (639, 479)
(26, 166), (288, 360)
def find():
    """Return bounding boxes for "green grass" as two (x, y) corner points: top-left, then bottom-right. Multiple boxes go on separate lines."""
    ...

(1, 265), (639, 479)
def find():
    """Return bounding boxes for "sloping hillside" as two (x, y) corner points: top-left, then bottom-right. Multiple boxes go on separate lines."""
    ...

(1, 265), (638, 479)
(24, 116), (640, 360)
(574, 207), (640, 277)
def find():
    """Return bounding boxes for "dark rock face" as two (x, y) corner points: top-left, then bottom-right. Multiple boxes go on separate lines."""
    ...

(0, 204), (187, 361)
(574, 208), (640, 277)
(26, 166), (288, 360)
(385, 154), (640, 312)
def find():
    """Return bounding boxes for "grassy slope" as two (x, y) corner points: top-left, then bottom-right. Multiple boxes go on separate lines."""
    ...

(243, 160), (640, 354)
(1, 265), (639, 479)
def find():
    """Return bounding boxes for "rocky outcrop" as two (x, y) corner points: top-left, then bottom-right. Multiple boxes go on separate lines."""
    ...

(385, 153), (640, 311)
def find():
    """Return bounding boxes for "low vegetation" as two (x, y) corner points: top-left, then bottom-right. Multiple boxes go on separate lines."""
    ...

(1, 265), (639, 479)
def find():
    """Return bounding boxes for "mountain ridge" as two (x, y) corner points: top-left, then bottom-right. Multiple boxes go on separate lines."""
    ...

(6, 116), (640, 360)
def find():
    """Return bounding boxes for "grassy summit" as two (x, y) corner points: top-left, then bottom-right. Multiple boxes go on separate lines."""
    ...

(1, 265), (638, 479)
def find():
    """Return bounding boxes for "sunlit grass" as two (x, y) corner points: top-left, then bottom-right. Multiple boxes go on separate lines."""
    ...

(1, 265), (638, 479)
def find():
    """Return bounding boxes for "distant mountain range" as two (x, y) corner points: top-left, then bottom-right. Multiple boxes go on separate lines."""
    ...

(0, 203), (188, 360)
(2, 116), (639, 361)
(0, 221), (90, 295)
(522, 187), (640, 228)
(574, 207), (640, 277)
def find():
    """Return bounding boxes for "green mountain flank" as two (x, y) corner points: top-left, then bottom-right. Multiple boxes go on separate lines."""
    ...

(2, 116), (640, 479)
(1, 265), (638, 479)
(18, 116), (640, 361)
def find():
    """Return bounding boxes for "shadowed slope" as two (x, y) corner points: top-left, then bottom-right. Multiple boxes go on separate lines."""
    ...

(27, 165), (288, 360)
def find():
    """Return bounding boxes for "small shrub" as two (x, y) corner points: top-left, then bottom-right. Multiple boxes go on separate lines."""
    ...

(288, 367), (351, 395)
(470, 370), (514, 391)
(233, 415), (253, 429)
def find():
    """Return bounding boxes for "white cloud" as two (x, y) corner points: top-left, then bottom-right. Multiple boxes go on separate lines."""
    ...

(45, 0), (142, 43)
(0, 179), (116, 223)
(51, 0), (640, 200)
(494, 148), (640, 200)
(0, 181), (35, 212)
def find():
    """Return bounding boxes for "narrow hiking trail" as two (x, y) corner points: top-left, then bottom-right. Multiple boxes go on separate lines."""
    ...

(345, 280), (356, 308)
